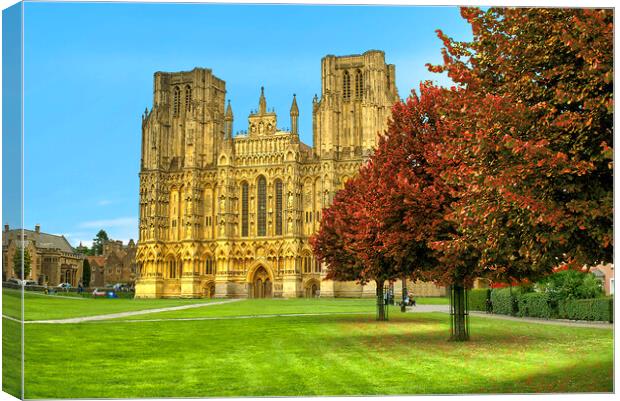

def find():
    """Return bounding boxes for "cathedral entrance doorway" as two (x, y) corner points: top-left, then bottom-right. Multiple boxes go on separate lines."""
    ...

(305, 281), (319, 298)
(251, 266), (272, 298)
(203, 282), (215, 298)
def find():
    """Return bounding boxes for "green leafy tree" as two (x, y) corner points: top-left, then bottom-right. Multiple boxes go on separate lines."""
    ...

(13, 246), (31, 280)
(92, 230), (109, 256)
(538, 269), (603, 304)
(82, 258), (91, 287)
(75, 243), (92, 256)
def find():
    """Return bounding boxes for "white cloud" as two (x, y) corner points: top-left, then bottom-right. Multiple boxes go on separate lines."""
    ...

(78, 217), (136, 229)
(97, 199), (114, 206)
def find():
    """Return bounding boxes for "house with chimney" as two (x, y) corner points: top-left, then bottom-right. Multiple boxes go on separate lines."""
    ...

(2, 224), (84, 286)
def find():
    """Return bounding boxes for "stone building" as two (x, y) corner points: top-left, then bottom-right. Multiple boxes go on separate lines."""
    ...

(86, 239), (138, 287)
(135, 50), (445, 298)
(2, 224), (84, 286)
(87, 255), (106, 287)
(590, 263), (614, 296)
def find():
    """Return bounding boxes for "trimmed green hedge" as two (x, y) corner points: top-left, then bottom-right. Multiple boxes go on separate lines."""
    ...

(558, 297), (613, 323)
(490, 287), (519, 315)
(517, 292), (554, 319)
(488, 286), (612, 322)
(468, 289), (489, 311)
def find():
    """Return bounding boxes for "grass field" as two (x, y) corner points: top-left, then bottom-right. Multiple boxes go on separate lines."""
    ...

(2, 288), (216, 321)
(1, 290), (613, 398)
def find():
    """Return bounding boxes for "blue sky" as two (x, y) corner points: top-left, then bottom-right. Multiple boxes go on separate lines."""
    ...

(7, 1), (473, 247)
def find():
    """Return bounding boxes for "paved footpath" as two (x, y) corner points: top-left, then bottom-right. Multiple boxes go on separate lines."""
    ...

(406, 304), (613, 329)
(13, 299), (243, 324)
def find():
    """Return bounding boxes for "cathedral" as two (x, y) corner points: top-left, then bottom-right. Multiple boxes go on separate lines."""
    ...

(135, 50), (444, 298)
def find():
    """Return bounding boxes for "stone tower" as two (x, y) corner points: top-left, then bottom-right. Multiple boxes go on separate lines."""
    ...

(141, 68), (227, 171)
(312, 50), (399, 159)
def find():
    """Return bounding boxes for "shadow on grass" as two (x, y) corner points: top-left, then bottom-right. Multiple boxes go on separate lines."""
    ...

(481, 358), (614, 394)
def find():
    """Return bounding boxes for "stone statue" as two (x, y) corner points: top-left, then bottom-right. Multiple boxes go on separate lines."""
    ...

(287, 192), (294, 209)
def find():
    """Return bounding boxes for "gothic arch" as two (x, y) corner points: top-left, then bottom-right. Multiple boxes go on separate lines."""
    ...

(303, 278), (321, 298)
(246, 260), (275, 283)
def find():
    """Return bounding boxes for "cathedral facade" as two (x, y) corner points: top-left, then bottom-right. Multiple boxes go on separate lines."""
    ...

(135, 50), (440, 298)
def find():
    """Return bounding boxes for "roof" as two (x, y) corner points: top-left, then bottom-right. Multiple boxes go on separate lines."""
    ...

(3, 228), (76, 254)
(87, 256), (106, 267)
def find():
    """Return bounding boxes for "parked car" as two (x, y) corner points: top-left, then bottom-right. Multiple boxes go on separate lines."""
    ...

(57, 282), (72, 289)
(23, 280), (38, 286)
(7, 278), (23, 285)
(113, 283), (132, 292)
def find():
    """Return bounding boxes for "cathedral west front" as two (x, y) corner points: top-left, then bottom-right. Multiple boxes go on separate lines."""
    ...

(135, 50), (442, 298)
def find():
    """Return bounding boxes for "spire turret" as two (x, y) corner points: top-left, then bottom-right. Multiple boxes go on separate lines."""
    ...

(290, 94), (299, 135)
(258, 86), (267, 115)
(225, 100), (233, 139)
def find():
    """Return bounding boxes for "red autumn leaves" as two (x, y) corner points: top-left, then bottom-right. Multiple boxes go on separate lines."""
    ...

(311, 7), (613, 291)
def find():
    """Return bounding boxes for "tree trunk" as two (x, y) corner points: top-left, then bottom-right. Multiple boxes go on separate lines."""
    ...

(376, 280), (387, 321)
(450, 284), (469, 341)
(401, 276), (407, 313)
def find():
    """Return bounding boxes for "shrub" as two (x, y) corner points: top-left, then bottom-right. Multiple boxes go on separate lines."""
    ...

(491, 287), (520, 315)
(558, 297), (613, 322)
(468, 289), (489, 311)
(517, 292), (554, 319)
(538, 270), (603, 304)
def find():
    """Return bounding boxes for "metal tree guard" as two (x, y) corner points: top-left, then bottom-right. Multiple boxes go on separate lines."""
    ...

(376, 285), (390, 321)
(449, 284), (470, 341)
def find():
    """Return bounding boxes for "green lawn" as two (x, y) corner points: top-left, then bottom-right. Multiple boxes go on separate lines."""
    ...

(2, 318), (22, 398)
(415, 297), (449, 305)
(2, 297), (612, 398)
(2, 288), (217, 321)
(112, 298), (377, 320)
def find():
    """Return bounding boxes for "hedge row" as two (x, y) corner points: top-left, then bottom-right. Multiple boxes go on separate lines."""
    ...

(517, 292), (554, 319)
(558, 297), (613, 323)
(468, 289), (489, 311)
(490, 287), (519, 315)
(483, 287), (612, 322)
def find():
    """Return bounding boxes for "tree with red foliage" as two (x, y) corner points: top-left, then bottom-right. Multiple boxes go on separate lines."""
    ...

(429, 7), (613, 271)
(311, 84), (458, 321)
(311, 169), (401, 321)
(421, 7), (613, 339)
(313, 7), (612, 340)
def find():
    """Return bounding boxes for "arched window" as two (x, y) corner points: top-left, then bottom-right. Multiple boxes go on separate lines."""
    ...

(185, 85), (192, 112)
(275, 179), (283, 236)
(355, 69), (363, 99)
(167, 259), (177, 279)
(302, 254), (312, 273)
(205, 257), (214, 275)
(173, 86), (180, 116)
(257, 176), (267, 236)
(241, 182), (249, 237)
(343, 70), (351, 101)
